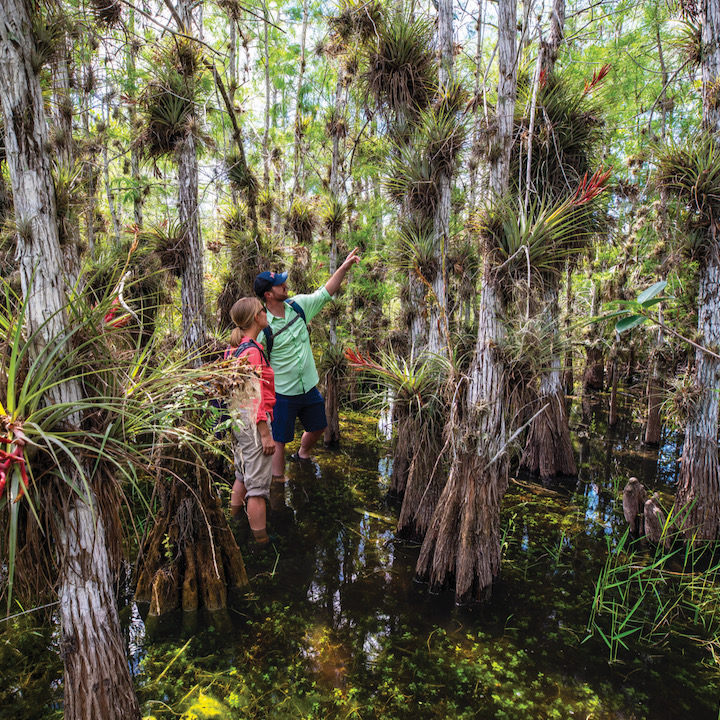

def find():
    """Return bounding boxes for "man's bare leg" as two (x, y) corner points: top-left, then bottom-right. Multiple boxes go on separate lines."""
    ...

(298, 428), (325, 460)
(272, 441), (286, 482)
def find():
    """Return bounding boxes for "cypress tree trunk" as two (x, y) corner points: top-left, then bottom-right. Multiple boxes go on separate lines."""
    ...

(0, 4), (141, 717)
(428, 0), (453, 356)
(675, 245), (720, 539)
(418, 273), (508, 600)
(417, 0), (516, 601)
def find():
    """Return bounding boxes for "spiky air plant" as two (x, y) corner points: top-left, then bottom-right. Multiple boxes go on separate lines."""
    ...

(395, 216), (439, 284)
(361, 12), (437, 122)
(675, 22), (702, 69)
(136, 222), (189, 278)
(0, 279), (246, 614)
(510, 70), (605, 200)
(346, 347), (452, 537)
(385, 144), (438, 219)
(137, 39), (203, 159)
(325, 107), (348, 138)
(258, 186), (274, 224)
(216, 211), (284, 329)
(86, 240), (172, 343)
(287, 199), (316, 246)
(29, 13), (65, 72)
(226, 152), (258, 196)
(49, 162), (81, 248)
(328, 0), (383, 44)
(89, 0), (122, 26)
(656, 133), (720, 244)
(323, 196), (346, 237)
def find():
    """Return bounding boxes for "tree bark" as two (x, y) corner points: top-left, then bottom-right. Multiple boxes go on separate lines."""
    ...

(702, 0), (720, 132)
(675, 245), (720, 539)
(177, 131), (208, 363)
(428, 0), (453, 356)
(176, 0), (208, 364)
(60, 495), (142, 720)
(418, 273), (508, 601)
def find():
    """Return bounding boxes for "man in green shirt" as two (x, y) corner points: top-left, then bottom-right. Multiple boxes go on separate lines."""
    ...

(254, 247), (360, 481)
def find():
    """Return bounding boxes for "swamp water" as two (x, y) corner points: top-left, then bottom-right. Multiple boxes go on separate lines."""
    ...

(2, 394), (719, 720)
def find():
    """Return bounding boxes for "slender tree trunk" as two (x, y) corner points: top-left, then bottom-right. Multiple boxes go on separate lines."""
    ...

(127, 9), (143, 229)
(608, 332), (620, 428)
(428, 0), (453, 356)
(418, 273), (508, 600)
(675, 244), (720, 539)
(324, 66), (347, 446)
(645, 313), (664, 445)
(60, 495), (141, 719)
(702, 0), (720, 133)
(563, 262), (574, 394)
(176, 0), (208, 364)
(290, 0), (309, 202)
(0, 4), (141, 718)
(177, 126), (208, 362)
(102, 87), (121, 242)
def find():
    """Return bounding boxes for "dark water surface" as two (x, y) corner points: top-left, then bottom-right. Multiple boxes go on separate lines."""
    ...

(2, 394), (719, 719)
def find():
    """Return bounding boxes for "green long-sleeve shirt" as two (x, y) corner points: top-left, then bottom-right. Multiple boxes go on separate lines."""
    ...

(260, 286), (331, 395)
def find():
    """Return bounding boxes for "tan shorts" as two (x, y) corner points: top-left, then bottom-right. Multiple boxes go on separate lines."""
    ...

(232, 410), (272, 499)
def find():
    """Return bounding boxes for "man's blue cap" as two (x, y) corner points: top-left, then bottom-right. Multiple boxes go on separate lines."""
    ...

(254, 270), (288, 298)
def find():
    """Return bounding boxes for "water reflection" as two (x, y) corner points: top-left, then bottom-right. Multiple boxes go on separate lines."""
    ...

(6, 400), (716, 720)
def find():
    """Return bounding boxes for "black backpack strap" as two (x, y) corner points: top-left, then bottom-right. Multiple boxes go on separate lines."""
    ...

(262, 300), (306, 361)
(231, 339), (269, 366)
(286, 299), (306, 323)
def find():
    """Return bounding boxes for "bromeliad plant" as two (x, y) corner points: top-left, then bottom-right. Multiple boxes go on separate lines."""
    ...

(0, 278), (235, 610)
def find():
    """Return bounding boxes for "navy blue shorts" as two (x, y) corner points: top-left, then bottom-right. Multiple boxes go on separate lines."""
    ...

(271, 387), (327, 444)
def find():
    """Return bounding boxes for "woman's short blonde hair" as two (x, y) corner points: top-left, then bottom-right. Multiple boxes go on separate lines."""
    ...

(230, 297), (263, 345)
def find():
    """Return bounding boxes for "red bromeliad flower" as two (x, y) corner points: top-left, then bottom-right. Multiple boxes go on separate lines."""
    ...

(584, 64), (611, 94)
(539, 68), (547, 89)
(0, 424), (29, 502)
(573, 168), (612, 205)
(345, 348), (385, 374)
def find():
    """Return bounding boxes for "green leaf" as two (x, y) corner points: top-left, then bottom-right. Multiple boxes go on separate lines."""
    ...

(637, 281), (667, 305)
(616, 315), (648, 333)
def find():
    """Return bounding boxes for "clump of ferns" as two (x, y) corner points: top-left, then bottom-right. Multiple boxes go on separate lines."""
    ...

(511, 69), (606, 199)
(329, 0), (383, 44)
(287, 199), (316, 245)
(360, 11), (437, 122)
(323, 196), (346, 237)
(137, 39), (205, 159)
(89, 0), (122, 26)
(394, 217), (439, 284)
